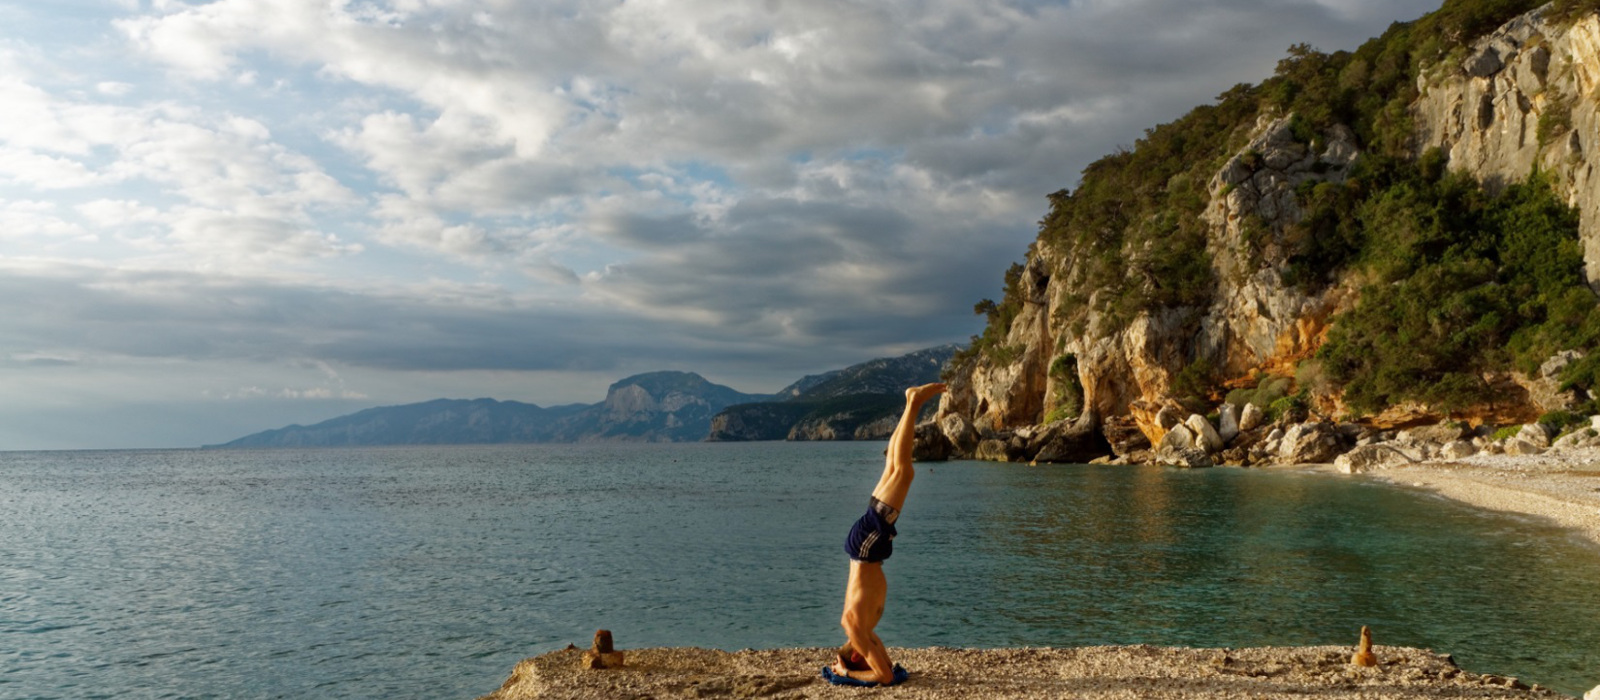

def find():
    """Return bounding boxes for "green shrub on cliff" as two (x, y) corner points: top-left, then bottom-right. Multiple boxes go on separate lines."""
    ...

(952, 262), (1030, 371)
(1537, 94), (1575, 148)
(1032, 82), (1258, 335)
(1226, 375), (1293, 411)
(1047, 354), (1084, 422)
(1538, 409), (1587, 435)
(977, 0), (1548, 340)
(1317, 168), (1591, 414)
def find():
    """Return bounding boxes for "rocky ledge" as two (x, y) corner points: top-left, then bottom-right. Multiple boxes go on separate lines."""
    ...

(916, 393), (1600, 473)
(478, 644), (1572, 699)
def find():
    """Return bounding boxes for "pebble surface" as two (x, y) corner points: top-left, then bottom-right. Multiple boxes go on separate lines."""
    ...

(1370, 447), (1600, 549)
(477, 645), (1565, 699)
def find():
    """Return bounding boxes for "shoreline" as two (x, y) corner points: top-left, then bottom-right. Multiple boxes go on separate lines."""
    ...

(477, 644), (1567, 699)
(1358, 448), (1600, 550)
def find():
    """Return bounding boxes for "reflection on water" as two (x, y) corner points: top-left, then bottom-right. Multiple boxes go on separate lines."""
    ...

(2, 447), (1599, 698)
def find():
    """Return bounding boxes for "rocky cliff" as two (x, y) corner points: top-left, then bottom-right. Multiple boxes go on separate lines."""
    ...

(1414, 10), (1600, 283)
(928, 2), (1600, 465)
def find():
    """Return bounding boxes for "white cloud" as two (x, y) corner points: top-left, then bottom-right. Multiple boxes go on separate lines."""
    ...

(0, 145), (104, 188)
(76, 198), (162, 227)
(0, 0), (1453, 447)
(0, 67), (361, 265)
(0, 200), (90, 241)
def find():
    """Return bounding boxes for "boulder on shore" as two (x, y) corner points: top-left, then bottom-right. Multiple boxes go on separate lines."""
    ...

(1159, 424), (1194, 452)
(1218, 404), (1240, 444)
(1186, 414), (1224, 453)
(939, 413), (979, 455)
(1400, 423), (1470, 445)
(1505, 438), (1544, 456)
(1554, 429), (1600, 450)
(913, 422), (954, 462)
(1155, 424), (1213, 467)
(1032, 416), (1113, 463)
(975, 439), (1009, 462)
(1157, 446), (1214, 468)
(1239, 402), (1265, 431)
(1334, 444), (1414, 474)
(1518, 423), (1553, 448)
(1277, 422), (1343, 464)
(1439, 440), (1477, 460)
(1103, 415), (1151, 456)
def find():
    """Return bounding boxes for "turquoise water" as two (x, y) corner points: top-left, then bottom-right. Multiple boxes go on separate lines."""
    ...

(2, 443), (1598, 698)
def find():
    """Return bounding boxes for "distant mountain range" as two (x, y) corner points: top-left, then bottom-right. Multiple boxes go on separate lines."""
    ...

(206, 345), (957, 448)
(708, 345), (957, 441)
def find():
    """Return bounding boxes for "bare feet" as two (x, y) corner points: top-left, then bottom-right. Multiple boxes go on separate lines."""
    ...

(905, 382), (947, 406)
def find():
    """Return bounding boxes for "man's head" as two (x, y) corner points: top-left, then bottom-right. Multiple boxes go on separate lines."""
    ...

(836, 644), (871, 671)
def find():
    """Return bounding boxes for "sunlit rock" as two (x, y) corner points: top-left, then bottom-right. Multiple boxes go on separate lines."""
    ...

(1186, 414), (1224, 453)
(1439, 440), (1477, 460)
(1505, 438), (1544, 456)
(1334, 445), (1414, 474)
(1278, 422), (1342, 464)
(1518, 423), (1554, 448)
(1239, 403), (1265, 432)
(1218, 403), (1240, 444)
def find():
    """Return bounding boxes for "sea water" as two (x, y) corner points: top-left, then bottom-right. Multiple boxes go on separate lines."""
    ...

(2, 442), (1598, 699)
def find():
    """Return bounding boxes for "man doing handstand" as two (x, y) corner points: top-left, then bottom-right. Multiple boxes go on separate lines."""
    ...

(831, 382), (946, 685)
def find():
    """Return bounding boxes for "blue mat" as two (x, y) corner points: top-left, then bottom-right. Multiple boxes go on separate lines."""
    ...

(820, 663), (909, 687)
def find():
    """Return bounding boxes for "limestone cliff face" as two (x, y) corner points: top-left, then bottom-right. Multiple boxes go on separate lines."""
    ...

(940, 115), (1362, 452)
(934, 6), (1600, 461)
(1195, 118), (1361, 382)
(1413, 9), (1600, 286)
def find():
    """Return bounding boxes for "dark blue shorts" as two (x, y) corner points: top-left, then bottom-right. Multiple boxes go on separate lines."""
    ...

(845, 497), (899, 563)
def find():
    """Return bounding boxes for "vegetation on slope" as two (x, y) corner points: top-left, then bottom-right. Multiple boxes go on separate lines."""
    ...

(955, 0), (1600, 417)
(1316, 159), (1594, 414)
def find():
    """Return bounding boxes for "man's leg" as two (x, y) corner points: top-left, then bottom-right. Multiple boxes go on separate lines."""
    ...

(870, 383), (945, 512)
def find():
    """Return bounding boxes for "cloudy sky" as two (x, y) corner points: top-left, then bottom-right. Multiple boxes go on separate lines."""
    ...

(0, 0), (1441, 449)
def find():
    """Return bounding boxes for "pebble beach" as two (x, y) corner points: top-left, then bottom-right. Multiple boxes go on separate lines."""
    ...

(1368, 448), (1600, 549)
(477, 644), (1568, 699)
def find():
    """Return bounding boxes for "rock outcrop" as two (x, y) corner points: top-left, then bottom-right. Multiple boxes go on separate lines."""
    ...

(1413, 9), (1600, 287)
(925, 5), (1600, 466)
(937, 112), (1362, 455)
